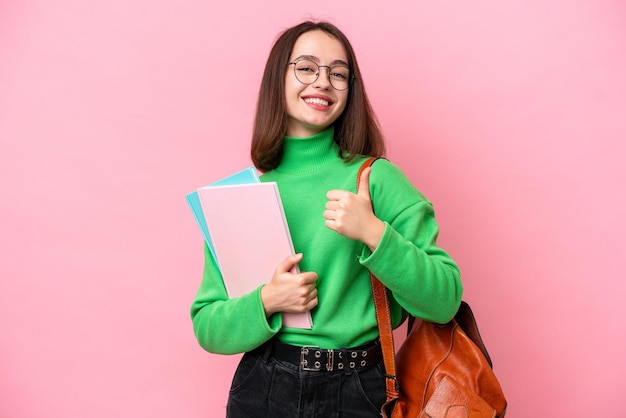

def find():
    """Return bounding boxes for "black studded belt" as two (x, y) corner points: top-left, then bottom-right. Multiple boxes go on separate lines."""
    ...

(271, 339), (382, 372)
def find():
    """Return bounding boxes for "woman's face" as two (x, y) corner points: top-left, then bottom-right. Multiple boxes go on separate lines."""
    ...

(284, 30), (349, 138)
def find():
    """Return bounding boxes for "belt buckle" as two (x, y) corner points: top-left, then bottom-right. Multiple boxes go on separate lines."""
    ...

(300, 346), (322, 371)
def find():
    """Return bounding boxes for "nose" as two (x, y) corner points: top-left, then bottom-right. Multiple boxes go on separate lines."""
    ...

(312, 66), (332, 89)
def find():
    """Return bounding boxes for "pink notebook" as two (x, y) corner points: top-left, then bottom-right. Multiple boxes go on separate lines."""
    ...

(197, 182), (312, 329)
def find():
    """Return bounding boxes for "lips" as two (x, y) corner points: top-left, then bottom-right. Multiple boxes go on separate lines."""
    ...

(303, 95), (333, 108)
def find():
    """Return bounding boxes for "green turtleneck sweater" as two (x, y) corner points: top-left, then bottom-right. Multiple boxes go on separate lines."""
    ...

(191, 127), (462, 354)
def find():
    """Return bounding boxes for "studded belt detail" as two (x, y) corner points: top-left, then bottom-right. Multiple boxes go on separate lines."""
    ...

(271, 340), (383, 372)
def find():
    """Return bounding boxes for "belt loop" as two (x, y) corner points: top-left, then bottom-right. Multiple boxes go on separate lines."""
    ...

(326, 349), (335, 371)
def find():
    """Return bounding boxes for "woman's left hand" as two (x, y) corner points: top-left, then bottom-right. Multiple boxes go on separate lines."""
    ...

(324, 167), (385, 251)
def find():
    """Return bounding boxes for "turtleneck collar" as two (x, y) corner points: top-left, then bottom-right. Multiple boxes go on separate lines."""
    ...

(276, 126), (340, 174)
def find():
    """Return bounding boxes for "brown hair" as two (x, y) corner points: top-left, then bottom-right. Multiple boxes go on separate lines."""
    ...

(250, 20), (386, 172)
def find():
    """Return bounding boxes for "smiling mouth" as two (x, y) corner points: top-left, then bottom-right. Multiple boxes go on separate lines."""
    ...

(304, 97), (331, 107)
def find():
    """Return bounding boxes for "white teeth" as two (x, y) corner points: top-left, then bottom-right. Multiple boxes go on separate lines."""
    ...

(304, 97), (329, 106)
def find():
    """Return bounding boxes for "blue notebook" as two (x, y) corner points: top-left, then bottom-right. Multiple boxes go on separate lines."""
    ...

(186, 167), (260, 263)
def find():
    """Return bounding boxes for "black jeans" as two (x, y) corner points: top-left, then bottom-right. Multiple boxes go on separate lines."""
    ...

(226, 340), (386, 417)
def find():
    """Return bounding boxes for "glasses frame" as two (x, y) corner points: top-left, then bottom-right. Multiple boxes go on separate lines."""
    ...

(288, 60), (354, 91)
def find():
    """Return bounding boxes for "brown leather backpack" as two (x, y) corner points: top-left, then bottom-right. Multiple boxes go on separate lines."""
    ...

(358, 158), (507, 418)
(379, 300), (508, 417)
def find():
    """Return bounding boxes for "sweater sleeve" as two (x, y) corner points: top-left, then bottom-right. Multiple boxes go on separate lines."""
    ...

(190, 244), (282, 354)
(358, 160), (463, 324)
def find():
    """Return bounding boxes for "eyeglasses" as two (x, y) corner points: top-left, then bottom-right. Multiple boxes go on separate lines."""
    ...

(288, 60), (352, 91)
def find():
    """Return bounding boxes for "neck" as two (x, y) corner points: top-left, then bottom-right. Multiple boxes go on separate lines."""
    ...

(277, 127), (340, 174)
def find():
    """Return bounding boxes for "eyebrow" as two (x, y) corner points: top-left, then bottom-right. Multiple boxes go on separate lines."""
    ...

(292, 55), (349, 67)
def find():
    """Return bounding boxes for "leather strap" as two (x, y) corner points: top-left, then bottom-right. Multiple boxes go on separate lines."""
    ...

(357, 157), (400, 402)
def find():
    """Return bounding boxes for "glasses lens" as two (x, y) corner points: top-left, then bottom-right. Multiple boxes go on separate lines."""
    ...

(291, 60), (351, 90)
(293, 60), (319, 85)
(329, 66), (350, 91)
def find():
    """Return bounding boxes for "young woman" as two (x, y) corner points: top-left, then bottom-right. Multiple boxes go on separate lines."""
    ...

(191, 20), (463, 417)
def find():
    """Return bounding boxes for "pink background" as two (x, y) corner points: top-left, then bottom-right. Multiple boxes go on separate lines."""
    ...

(1, 0), (625, 417)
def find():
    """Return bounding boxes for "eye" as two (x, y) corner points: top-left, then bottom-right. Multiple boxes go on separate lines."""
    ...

(295, 61), (317, 73)
(330, 67), (349, 80)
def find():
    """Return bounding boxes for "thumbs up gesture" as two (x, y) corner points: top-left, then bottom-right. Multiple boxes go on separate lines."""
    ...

(324, 167), (385, 251)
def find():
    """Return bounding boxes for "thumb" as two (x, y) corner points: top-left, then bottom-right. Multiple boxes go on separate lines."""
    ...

(277, 253), (303, 274)
(357, 167), (372, 199)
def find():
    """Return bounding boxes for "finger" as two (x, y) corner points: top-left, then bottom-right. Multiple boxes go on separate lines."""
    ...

(299, 272), (318, 285)
(325, 201), (340, 210)
(277, 253), (303, 274)
(357, 167), (371, 199)
(326, 189), (348, 201)
(305, 296), (319, 311)
(304, 288), (318, 304)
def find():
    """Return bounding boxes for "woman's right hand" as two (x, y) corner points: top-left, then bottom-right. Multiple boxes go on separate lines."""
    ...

(260, 253), (318, 317)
